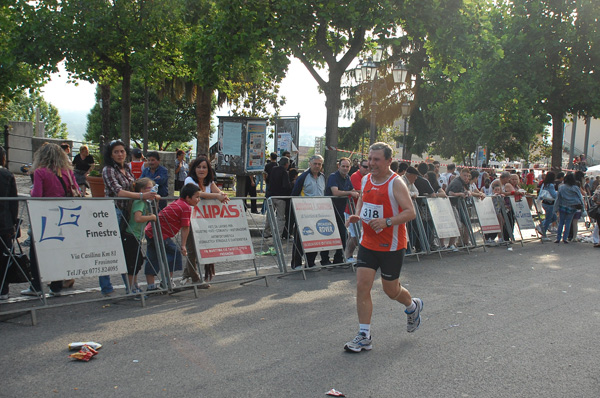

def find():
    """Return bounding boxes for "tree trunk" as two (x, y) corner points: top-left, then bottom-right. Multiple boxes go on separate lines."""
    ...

(551, 112), (564, 170)
(143, 82), (149, 154)
(100, 84), (111, 144)
(195, 86), (213, 157)
(121, 66), (132, 149)
(323, 75), (342, 176)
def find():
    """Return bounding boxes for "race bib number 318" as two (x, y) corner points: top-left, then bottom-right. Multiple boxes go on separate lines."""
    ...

(361, 202), (383, 223)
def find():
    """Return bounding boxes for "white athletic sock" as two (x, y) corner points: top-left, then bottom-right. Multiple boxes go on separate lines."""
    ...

(405, 300), (416, 313)
(359, 324), (371, 338)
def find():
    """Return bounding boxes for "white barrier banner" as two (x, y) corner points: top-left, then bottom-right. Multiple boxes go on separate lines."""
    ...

(510, 197), (536, 230)
(27, 200), (127, 281)
(426, 197), (460, 239)
(191, 199), (254, 264)
(292, 197), (342, 252)
(474, 197), (502, 233)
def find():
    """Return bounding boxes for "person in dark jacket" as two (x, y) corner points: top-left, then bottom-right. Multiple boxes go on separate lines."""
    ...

(325, 158), (358, 264)
(263, 157), (292, 239)
(0, 146), (18, 300)
(553, 173), (584, 244)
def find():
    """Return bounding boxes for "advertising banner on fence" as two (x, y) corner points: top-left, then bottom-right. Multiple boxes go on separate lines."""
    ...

(509, 197), (536, 230)
(292, 197), (342, 252)
(191, 199), (254, 264)
(27, 199), (127, 281)
(426, 198), (460, 239)
(474, 197), (502, 233)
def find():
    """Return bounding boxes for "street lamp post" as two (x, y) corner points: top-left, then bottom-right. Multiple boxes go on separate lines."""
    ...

(353, 51), (409, 149)
(355, 48), (383, 146)
(393, 62), (410, 159)
(400, 101), (411, 160)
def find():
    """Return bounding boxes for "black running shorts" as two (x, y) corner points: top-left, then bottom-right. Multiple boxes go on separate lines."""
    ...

(356, 245), (405, 281)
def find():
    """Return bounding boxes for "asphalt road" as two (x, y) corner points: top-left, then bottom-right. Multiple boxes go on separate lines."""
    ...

(1, 240), (599, 398)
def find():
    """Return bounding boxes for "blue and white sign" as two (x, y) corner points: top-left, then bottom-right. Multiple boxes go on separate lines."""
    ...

(292, 198), (342, 252)
(509, 197), (536, 231)
(27, 199), (127, 281)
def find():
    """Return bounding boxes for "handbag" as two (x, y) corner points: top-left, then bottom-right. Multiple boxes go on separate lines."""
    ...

(56, 171), (82, 197)
(538, 187), (554, 202)
(588, 204), (600, 219)
(3, 242), (33, 284)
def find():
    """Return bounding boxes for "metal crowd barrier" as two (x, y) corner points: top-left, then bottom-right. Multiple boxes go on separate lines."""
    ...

(0, 196), (278, 324)
(2, 192), (567, 325)
(264, 195), (357, 280)
(412, 197), (482, 258)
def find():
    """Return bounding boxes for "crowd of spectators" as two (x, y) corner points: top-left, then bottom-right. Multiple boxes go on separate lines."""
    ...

(5, 140), (600, 299)
(264, 155), (600, 268)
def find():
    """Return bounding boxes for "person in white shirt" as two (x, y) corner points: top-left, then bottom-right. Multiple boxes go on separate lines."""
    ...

(440, 163), (457, 191)
(482, 178), (493, 196)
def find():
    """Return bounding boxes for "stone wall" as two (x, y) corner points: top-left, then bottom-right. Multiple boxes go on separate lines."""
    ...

(6, 121), (34, 174)
(156, 150), (176, 197)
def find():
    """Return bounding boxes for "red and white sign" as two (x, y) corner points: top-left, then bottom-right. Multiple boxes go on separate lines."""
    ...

(473, 197), (502, 233)
(190, 199), (254, 264)
(292, 197), (342, 253)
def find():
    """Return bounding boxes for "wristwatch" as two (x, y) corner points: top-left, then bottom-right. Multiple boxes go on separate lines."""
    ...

(385, 218), (392, 228)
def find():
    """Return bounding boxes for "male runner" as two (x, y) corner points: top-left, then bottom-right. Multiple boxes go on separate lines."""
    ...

(344, 142), (423, 353)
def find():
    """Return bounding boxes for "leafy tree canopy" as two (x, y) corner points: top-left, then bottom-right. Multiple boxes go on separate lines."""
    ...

(271, 0), (405, 173)
(0, 1), (62, 110)
(181, 0), (289, 155)
(483, 0), (600, 167)
(85, 78), (196, 151)
(60, 0), (188, 147)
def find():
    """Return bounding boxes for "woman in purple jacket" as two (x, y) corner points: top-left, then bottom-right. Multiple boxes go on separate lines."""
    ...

(21, 143), (79, 297)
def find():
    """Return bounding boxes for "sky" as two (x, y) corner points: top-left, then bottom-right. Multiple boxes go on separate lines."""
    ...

(41, 58), (353, 148)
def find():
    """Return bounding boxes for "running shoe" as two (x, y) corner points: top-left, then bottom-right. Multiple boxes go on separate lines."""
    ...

(344, 332), (372, 353)
(130, 288), (148, 301)
(485, 239), (497, 247)
(405, 298), (423, 333)
(146, 284), (160, 292)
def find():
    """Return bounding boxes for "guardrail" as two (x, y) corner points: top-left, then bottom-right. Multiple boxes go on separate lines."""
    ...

(1, 193), (577, 325)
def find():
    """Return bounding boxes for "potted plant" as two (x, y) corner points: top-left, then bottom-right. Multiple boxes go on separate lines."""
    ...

(523, 183), (536, 209)
(87, 154), (105, 197)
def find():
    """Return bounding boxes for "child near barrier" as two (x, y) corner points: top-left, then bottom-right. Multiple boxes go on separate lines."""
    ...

(492, 183), (506, 241)
(144, 183), (201, 291)
(121, 178), (157, 296)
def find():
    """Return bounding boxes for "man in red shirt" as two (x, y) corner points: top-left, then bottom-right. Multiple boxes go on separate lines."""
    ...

(144, 184), (200, 290)
(344, 142), (422, 353)
(526, 169), (535, 186)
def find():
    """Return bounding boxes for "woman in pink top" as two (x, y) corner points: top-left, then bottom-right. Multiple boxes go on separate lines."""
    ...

(21, 144), (80, 297)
